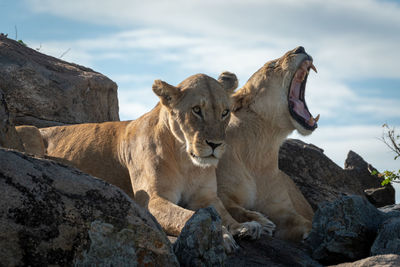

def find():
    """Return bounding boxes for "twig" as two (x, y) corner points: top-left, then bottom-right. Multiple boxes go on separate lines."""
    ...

(59, 48), (71, 59)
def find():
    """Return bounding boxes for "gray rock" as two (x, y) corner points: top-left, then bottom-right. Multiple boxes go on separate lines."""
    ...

(174, 206), (226, 267)
(0, 35), (119, 127)
(371, 217), (400, 256)
(0, 88), (23, 150)
(74, 221), (138, 266)
(330, 254), (400, 267)
(0, 148), (178, 266)
(345, 151), (395, 207)
(226, 235), (322, 267)
(306, 195), (386, 265)
(379, 204), (400, 214)
(279, 139), (394, 210)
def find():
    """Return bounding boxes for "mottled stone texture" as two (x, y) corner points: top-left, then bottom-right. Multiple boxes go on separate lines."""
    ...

(0, 148), (178, 266)
(0, 36), (119, 127)
(174, 207), (226, 267)
(0, 88), (23, 150)
(227, 235), (322, 267)
(331, 254), (400, 267)
(305, 195), (395, 265)
(279, 139), (394, 210)
(371, 217), (400, 256)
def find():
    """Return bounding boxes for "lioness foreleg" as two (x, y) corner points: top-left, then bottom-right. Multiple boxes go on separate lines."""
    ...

(190, 192), (264, 243)
(147, 195), (195, 236)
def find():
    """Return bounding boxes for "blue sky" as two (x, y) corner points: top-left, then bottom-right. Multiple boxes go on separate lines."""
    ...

(2, 0), (400, 200)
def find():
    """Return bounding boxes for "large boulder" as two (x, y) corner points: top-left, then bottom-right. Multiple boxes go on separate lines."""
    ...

(226, 235), (322, 267)
(330, 254), (400, 267)
(0, 88), (23, 150)
(0, 148), (178, 266)
(371, 217), (400, 256)
(279, 139), (394, 210)
(305, 195), (397, 265)
(174, 207), (226, 266)
(0, 36), (119, 127)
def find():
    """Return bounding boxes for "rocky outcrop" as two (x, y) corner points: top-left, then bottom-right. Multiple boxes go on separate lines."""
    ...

(331, 254), (400, 267)
(0, 88), (23, 150)
(371, 217), (400, 255)
(306, 195), (400, 265)
(345, 151), (395, 207)
(174, 207), (226, 266)
(227, 235), (322, 267)
(0, 148), (178, 266)
(0, 36), (119, 127)
(279, 139), (395, 209)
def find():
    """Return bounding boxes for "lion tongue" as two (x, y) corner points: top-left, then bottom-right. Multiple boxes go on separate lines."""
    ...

(289, 67), (314, 126)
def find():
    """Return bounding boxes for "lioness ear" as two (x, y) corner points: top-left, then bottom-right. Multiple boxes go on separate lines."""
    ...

(218, 71), (238, 93)
(152, 79), (181, 107)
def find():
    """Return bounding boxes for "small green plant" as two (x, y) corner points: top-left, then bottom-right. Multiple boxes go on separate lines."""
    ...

(372, 124), (400, 186)
(17, 39), (27, 46)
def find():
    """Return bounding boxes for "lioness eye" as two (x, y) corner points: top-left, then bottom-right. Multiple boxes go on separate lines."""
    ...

(222, 109), (230, 118)
(192, 106), (202, 117)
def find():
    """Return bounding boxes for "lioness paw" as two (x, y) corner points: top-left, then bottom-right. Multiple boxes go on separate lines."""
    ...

(233, 221), (262, 240)
(245, 210), (276, 236)
(261, 219), (276, 237)
(222, 226), (239, 253)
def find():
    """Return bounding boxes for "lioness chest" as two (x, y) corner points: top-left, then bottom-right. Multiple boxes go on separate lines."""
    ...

(177, 166), (218, 210)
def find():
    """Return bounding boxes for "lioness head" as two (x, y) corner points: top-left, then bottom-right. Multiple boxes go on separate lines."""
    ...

(153, 72), (238, 167)
(233, 46), (318, 136)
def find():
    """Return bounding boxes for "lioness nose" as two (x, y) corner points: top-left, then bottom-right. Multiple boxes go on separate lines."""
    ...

(293, 46), (305, 54)
(206, 140), (222, 150)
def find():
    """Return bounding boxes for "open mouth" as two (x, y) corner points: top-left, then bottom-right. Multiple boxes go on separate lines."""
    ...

(288, 59), (319, 131)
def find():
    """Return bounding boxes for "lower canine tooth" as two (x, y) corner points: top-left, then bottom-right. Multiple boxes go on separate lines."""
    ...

(315, 114), (320, 122)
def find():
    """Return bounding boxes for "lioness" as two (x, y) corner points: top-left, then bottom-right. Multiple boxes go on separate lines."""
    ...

(216, 47), (317, 242)
(39, 73), (270, 251)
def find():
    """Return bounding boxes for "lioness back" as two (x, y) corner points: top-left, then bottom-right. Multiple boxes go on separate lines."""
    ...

(40, 121), (133, 196)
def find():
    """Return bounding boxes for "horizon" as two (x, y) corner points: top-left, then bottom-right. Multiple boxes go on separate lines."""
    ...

(2, 0), (399, 201)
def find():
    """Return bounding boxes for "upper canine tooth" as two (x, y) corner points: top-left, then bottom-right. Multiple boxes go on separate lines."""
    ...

(310, 63), (318, 73)
(315, 114), (320, 122)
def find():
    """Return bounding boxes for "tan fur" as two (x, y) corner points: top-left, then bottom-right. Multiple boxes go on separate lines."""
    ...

(15, 125), (45, 157)
(39, 73), (265, 252)
(216, 47), (315, 242)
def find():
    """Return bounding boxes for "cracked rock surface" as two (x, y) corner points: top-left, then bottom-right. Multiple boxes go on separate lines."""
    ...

(0, 36), (119, 127)
(0, 148), (178, 266)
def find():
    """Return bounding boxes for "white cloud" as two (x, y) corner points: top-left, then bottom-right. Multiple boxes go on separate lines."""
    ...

(25, 0), (400, 81)
(118, 88), (158, 120)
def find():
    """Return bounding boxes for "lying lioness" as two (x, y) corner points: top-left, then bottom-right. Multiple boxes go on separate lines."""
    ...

(216, 47), (316, 242)
(39, 73), (269, 252)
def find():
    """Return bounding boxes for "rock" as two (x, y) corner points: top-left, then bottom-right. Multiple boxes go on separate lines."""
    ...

(345, 151), (395, 207)
(227, 235), (322, 267)
(365, 187), (395, 208)
(0, 35), (119, 127)
(0, 88), (23, 150)
(279, 139), (394, 210)
(371, 217), (400, 256)
(0, 148), (178, 266)
(330, 254), (400, 267)
(174, 207), (226, 266)
(379, 204), (400, 214)
(305, 195), (387, 265)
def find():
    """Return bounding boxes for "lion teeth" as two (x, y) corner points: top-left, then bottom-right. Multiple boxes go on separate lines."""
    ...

(315, 114), (320, 122)
(308, 117), (314, 125)
(310, 63), (318, 73)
